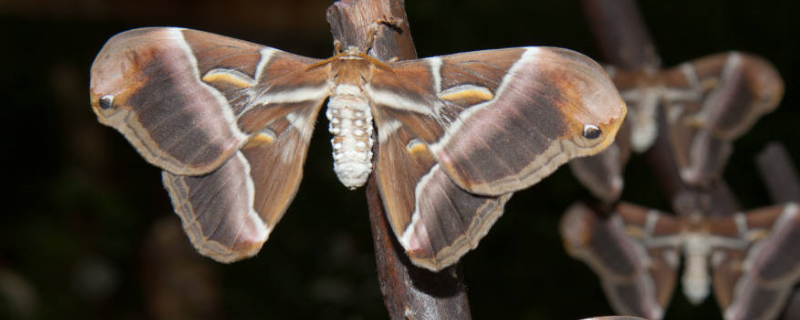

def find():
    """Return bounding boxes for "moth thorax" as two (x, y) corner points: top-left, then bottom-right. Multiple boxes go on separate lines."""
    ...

(326, 85), (374, 189)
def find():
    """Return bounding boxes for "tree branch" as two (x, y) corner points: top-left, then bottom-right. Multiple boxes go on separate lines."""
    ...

(326, 1), (472, 319)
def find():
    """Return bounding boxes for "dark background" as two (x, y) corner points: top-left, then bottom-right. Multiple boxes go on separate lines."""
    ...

(1, 0), (799, 319)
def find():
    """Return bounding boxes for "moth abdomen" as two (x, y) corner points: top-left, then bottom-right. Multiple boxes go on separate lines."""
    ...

(326, 85), (375, 189)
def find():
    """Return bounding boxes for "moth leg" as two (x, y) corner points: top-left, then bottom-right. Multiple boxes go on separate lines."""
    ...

(333, 39), (343, 54)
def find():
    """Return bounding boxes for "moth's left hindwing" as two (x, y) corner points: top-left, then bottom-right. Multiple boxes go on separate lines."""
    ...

(91, 27), (626, 270)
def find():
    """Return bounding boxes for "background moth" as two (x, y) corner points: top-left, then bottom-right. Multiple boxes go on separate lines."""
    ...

(569, 52), (783, 201)
(561, 202), (800, 320)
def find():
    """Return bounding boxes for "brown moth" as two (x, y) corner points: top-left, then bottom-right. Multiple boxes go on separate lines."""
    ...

(561, 202), (800, 320)
(570, 52), (783, 201)
(89, 27), (626, 271)
(659, 52), (783, 187)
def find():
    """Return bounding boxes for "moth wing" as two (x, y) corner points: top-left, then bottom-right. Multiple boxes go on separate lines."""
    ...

(91, 28), (246, 175)
(371, 109), (511, 271)
(560, 202), (681, 320)
(714, 203), (800, 320)
(162, 101), (325, 262)
(90, 27), (327, 174)
(663, 52), (783, 186)
(372, 47), (626, 196)
(91, 27), (329, 262)
(685, 52), (784, 139)
(569, 120), (631, 202)
(369, 47), (624, 270)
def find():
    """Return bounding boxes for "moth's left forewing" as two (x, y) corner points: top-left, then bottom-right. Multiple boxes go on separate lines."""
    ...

(424, 47), (626, 195)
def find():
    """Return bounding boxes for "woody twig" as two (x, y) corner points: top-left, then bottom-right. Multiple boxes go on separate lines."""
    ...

(326, 1), (472, 319)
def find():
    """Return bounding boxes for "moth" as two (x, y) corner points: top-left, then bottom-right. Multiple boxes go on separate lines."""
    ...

(569, 52), (783, 200)
(561, 201), (800, 320)
(89, 27), (626, 271)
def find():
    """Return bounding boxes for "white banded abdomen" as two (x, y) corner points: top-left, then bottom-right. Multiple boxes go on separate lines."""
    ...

(681, 233), (711, 304)
(326, 84), (374, 189)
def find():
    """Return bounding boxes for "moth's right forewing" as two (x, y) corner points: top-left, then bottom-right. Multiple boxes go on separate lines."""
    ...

(90, 28), (255, 175)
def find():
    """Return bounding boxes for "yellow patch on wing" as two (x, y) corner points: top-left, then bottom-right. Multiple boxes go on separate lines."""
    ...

(244, 131), (275, 148)
(406, 139), (432, 159)
(438, 85), (494, 105)
(202, 69), (254, 89)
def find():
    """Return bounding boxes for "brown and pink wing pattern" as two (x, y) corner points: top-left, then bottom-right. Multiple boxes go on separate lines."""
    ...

(715, 203), (800, 320)
(432, 48), (626, 196)
(90, 27), (330, 262)
(662, 52), (784, 186)
(368, 47), (626, 270)
(90, 28), (249, 176)
(371, 47), (627, 196)
(560, 202), (680, 320)
(371, 112), (511, 270)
